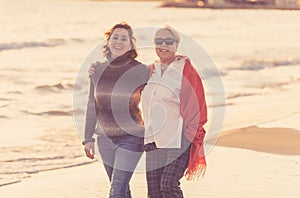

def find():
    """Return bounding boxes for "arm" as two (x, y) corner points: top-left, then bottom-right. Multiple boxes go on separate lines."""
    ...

(83, 78), (97, 143)
(82, 78), (97, 159)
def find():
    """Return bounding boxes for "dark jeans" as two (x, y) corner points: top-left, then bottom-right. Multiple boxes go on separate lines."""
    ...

(97, 135), (143, 198)
(145, 135), (191, 198)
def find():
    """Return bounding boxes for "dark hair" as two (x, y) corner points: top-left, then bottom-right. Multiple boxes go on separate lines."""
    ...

(102, 22), (138, 59)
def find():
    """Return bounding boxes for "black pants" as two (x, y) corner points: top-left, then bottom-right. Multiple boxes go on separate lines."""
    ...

(145, 136), (191, 198)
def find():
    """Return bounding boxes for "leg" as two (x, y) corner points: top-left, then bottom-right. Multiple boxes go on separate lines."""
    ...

(97, 137), (115, 181)
(160, 147), (190, 198)
(104, 164), (131, 198)
(98, 136), (131, 197)
(146, 146), (166, 198)
(104, 164), (113, 181)
(110, 136), (143, 198)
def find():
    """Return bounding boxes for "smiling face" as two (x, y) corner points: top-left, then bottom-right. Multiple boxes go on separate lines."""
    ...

(108, 28), (132, 59)
(155, 29), (178, 64)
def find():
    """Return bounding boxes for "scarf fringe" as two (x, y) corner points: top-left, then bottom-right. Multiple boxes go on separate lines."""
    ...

(185, 163), (206, 181)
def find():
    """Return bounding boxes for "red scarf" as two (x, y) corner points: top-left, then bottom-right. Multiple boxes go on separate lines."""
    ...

(180, 57), (207, 180)
(184, 129), (206, 180)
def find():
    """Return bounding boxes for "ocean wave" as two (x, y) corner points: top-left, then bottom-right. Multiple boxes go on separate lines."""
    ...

(231, 59), (300, 71)
(0, 67), (25, 72)
(2, 156), (67, 163)
(0, 97), (12, 101)
(0, 155), (92, 187)
(0, 39), (65, 52)
(227, 93), (258, 99)
(73, 108), (85, 115)
(6, 91), (23, 95)
(207, 102), (233, 108)
(70, 38), (85, 43)
(0, 115), (9, 119)
(249, 82), (290, 90)
(201, 68), (227, 79)
(0, 104), (10, 109)
(21, 110), (73, 116)
(35, 82), (73, 92)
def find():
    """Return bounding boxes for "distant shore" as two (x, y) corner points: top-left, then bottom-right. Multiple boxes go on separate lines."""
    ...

(161, 1), (300, 10)
(89, 0), (162, 1)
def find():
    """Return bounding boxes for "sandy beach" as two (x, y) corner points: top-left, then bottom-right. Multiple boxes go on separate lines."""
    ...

(1, 133), (300, 197)
(1, 0), (300, 197)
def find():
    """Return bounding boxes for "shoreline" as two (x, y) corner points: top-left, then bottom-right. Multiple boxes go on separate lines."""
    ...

(1, 124), (300, 189)
(1, 128), (299, 197)
(0, 160), (96, 187)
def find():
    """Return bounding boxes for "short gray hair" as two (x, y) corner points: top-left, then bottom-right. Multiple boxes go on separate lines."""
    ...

(155, 25), (180, 43)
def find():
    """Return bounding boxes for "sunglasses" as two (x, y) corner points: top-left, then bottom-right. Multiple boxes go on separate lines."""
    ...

(154, 38), (177, 45)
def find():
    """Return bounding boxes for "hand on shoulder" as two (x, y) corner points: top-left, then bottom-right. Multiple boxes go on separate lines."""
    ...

(88, 61), (101, 77)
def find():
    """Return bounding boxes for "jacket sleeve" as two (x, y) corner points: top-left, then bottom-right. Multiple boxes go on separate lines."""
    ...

(180, 59), (207, 142)
(83, 78), (97, 144)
